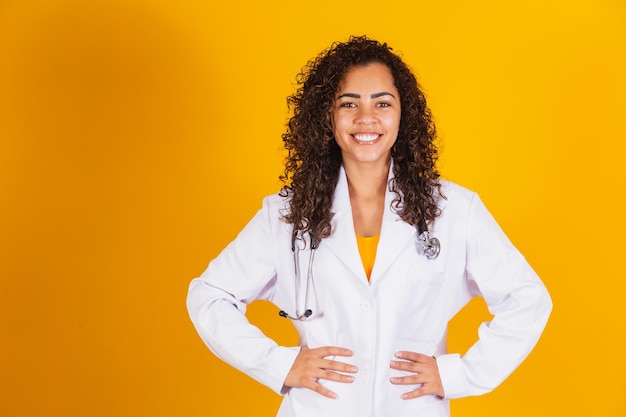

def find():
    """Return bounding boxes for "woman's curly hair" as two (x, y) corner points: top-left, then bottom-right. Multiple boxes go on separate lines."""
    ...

(279, 35), (442, 245)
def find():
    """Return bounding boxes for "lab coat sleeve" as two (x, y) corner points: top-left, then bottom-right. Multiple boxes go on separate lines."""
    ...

(436, 193), (552, 399)
(186, 197), (300, 395)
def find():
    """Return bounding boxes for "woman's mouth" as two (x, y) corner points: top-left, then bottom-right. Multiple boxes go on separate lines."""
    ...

(352, 133), (381, 144)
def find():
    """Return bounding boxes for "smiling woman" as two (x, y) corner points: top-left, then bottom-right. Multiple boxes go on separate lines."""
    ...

(1, 1), (625, 416)
(186, 36), (552, 417)
(332, 63), (402, 237)
(332, 63), (401, 169)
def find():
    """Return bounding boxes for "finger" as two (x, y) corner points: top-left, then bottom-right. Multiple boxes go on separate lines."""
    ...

(400, 384), (443, 400)
(311, 346), (354, 358)
(297, 361), (356, 384)
(395, 351), (432, 362)
(318, 368), (356, 383)
(389, 359), (414, 371)
(389, 353), (444, 398)
(389, 373), (444, 398)
(389, 374), (431, 386)
(309, 381), (340, 399)
(389, 359), (431, 374)
(320, 358), (359, 373)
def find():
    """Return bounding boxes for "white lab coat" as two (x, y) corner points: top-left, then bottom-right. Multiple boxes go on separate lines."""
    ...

(187, 166), (552, 417)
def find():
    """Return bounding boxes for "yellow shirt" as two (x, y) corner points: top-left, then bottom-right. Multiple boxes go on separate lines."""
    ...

(356, 234), (380, 281)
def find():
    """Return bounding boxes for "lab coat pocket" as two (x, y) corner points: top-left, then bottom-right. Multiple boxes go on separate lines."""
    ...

(406, 254), (448, 313)
(408, 252), (447, 287)
(412, 270), (446, 287)
(397, 267), (448, 345)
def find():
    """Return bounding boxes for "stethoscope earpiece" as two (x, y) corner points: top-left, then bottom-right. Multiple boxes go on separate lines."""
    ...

(278, 308), (313, 320)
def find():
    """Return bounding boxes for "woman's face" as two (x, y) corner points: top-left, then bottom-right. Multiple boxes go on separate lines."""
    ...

(331, 62), (401, 168)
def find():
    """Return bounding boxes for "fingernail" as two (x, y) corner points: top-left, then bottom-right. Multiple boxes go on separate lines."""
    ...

(395, 352), (405, 358)
(390, 377), (399, 383)
(347, 376), (355, 382)
(349, 366), (358, 372)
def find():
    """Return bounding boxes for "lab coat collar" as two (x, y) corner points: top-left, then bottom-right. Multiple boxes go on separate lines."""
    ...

(323, 164), (416, 284)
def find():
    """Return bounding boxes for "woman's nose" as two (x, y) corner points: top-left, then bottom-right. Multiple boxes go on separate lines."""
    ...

(355, 106), (375, 124)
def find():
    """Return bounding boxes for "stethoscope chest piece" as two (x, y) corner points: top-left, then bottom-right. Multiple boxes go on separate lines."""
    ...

(417, 230), (440, 260)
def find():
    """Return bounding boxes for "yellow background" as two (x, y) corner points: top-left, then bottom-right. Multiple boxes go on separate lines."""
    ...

(1, 0), (625, 415)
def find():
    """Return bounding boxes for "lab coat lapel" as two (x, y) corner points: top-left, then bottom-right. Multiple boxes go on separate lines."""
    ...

(372, 164), (416, 282)
(372, 207), (416, 283)
(322, 166), (366, 282)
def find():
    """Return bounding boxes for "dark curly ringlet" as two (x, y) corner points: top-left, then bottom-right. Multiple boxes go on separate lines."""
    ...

(279, 35), (443, 244)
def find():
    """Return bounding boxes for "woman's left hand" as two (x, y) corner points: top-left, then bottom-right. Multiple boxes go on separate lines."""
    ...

(389, 351), (444, 399)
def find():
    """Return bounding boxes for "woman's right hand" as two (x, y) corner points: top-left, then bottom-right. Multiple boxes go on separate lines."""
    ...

(284, 346), (358, 399)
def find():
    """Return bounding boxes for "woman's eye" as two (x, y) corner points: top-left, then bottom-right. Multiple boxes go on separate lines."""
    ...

(376, 102), (391, 107)
(340, 102), (356, 108)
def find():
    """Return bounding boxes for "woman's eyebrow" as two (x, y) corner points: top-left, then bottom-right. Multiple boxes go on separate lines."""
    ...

(337, 93), (360, 99)
(371, 91), (396, 99)
(337, 92), (396, 99)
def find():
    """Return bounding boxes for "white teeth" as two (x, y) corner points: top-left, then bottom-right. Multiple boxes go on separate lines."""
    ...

(354, 134), (379, 142)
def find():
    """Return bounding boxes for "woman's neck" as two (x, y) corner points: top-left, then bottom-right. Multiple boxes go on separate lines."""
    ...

(344, 159), (390, 237)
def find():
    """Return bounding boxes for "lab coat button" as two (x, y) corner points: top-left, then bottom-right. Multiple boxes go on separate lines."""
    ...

(360, 302), (371, 311)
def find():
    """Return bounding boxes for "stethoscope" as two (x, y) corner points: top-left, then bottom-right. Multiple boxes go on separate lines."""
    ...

(279, 218), (440, 321)
(416, 217), (441, 260)
(278, 231), (318, 320)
